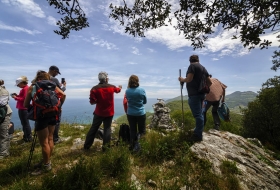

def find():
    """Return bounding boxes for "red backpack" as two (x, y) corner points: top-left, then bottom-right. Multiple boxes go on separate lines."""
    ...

(28, 80), (61, 121)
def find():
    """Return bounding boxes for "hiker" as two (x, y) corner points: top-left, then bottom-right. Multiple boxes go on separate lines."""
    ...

(12, 76), (32, 142)
(84, 71), (122, 151)
(178, 54), (212, 142)
(24, 70), (66, 175)
(48, 65), (66, 144)
(204, 75), (227, 130)
(123, 75), (147, 152)
(0, 79), (13, 159)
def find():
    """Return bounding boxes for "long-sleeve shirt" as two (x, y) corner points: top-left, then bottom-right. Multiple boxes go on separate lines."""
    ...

(15, 85), (29, 110)
(89, 83), (121, 117)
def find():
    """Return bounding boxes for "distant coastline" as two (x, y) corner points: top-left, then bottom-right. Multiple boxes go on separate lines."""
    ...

(9, 98), (159, 130)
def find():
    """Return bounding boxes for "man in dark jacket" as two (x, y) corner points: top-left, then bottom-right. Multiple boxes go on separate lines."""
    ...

(48, 65), (66, 144)
(84, 71), (122, 150)
(178, 55), (212, 142)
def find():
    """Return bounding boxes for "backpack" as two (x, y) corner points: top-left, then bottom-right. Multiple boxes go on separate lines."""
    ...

(28, 80), (61, 121)
(198, 67), (210, 94)
(0, 87), (9, 124)
(118, 123), (130, 143)
(217, 102), (230, 122)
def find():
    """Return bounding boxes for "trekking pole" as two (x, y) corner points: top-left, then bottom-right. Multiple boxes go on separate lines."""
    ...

(27, 126), (37, 173)
(179, 69), (185, 128)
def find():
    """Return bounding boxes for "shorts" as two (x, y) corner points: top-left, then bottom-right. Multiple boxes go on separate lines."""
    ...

(35, 117), (57, 131)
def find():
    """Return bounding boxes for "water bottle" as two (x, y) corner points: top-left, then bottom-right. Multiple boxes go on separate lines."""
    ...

(202, 100), (207, 113)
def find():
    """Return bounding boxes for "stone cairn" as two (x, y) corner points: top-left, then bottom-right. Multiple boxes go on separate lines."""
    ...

(149, 98), (174, 130)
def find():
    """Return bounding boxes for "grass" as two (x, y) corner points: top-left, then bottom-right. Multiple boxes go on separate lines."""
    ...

(0, 120), (245, 190)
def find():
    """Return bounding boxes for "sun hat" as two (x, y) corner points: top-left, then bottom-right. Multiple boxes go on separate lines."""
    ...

(15, 76), (28, 86)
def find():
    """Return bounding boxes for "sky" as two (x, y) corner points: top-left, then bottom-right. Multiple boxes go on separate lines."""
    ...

(0, 0), (279, 100)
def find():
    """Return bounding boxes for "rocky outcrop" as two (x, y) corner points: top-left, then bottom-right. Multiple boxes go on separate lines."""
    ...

(191, 129), (280, 190)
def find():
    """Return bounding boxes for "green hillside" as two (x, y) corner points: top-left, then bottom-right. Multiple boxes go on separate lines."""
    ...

(165, 91), (257, 111)
(225, 91), (257, 108)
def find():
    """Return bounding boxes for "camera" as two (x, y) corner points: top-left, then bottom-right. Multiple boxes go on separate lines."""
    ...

(61, 78), (65, 83)
(10, 93), (17, 97)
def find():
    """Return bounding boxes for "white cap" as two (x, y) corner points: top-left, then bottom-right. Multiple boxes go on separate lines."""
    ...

(15, 77), (23, 86)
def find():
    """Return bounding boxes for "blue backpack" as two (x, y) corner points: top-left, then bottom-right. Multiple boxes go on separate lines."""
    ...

(217, 102), (230, 122)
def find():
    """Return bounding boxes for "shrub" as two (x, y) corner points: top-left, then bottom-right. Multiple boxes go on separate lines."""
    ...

(242, 77), (280, 149)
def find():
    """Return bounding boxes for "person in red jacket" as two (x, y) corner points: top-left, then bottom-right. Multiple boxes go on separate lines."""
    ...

(12, 76), (32, 142)
(84, 71), (122, 151)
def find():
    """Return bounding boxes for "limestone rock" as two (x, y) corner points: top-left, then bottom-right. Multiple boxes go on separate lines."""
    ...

(190, 129), (280, 190)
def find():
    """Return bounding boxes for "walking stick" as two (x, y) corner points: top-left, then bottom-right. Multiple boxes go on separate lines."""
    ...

(179, 69), (185, 128)
(27, 126), (37, 172)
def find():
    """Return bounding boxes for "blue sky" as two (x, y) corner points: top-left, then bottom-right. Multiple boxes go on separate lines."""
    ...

(0, 0), (279, 99)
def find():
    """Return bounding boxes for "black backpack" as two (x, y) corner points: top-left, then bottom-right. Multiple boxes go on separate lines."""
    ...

(118, 123), (130, 143)
(28, 80), (61, 121)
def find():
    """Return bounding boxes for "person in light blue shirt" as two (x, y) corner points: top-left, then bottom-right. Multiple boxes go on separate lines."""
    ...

(124, 75), (147, 152)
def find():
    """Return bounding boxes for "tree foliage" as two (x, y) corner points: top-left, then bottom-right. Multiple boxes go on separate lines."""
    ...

(242, 76), (280, 149)
(47, 0), (89, 39)
(109, 0), (280, 50)
(271, 35), (280, 71)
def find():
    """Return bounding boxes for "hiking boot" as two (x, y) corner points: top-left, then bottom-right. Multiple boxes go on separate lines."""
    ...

(31, 162), (52, 176)
(23, 137), (33, 142)
(54, 138), (62, 144)
(187, 134), (202, 143)
(214, 125), (220, 131)
(133, 142), (141, 152)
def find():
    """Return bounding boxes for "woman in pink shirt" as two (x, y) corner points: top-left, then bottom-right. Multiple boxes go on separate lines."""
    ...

(12, 76), (32, 142)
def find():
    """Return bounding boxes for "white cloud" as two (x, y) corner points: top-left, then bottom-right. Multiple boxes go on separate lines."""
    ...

(0, 39), (18, 44)
(212, 58), (219, 61)
(260, 32), (280, 47)
(128, 61), (137, 65)
(90, 37), (118, 50)
(131, 47), (141, 55)
(0, 22), (41, 35)
(147, 48), (156, 53)
(47, 16), (57, 26)
(2, 0), (45, 18)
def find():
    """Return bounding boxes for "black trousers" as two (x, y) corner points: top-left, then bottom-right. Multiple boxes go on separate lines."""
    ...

(127, 114), (146, 146)
(84, 114), (113, 149)
(204, 100), (220, 127)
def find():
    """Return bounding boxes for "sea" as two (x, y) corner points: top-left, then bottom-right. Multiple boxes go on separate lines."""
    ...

(8, 98), (159, 130)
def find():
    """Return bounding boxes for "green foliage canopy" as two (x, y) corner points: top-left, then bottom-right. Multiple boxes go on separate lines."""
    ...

(242, 76), (280, 149)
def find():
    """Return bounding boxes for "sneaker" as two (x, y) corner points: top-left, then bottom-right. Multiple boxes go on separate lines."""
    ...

(54, 138), (62, 144)
(31, 162), (52, 176)
(0, 154), (9, 159)
(33, 160), (43, 169)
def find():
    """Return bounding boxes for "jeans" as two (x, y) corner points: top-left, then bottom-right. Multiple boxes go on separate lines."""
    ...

(127, 114), (146, 147)
(204, 100), (220, 127)
(84, 114), (113, 149)
(188, 94), (205, 139)
(18, 109), (32, 139)
(0, 113), (11, 157)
